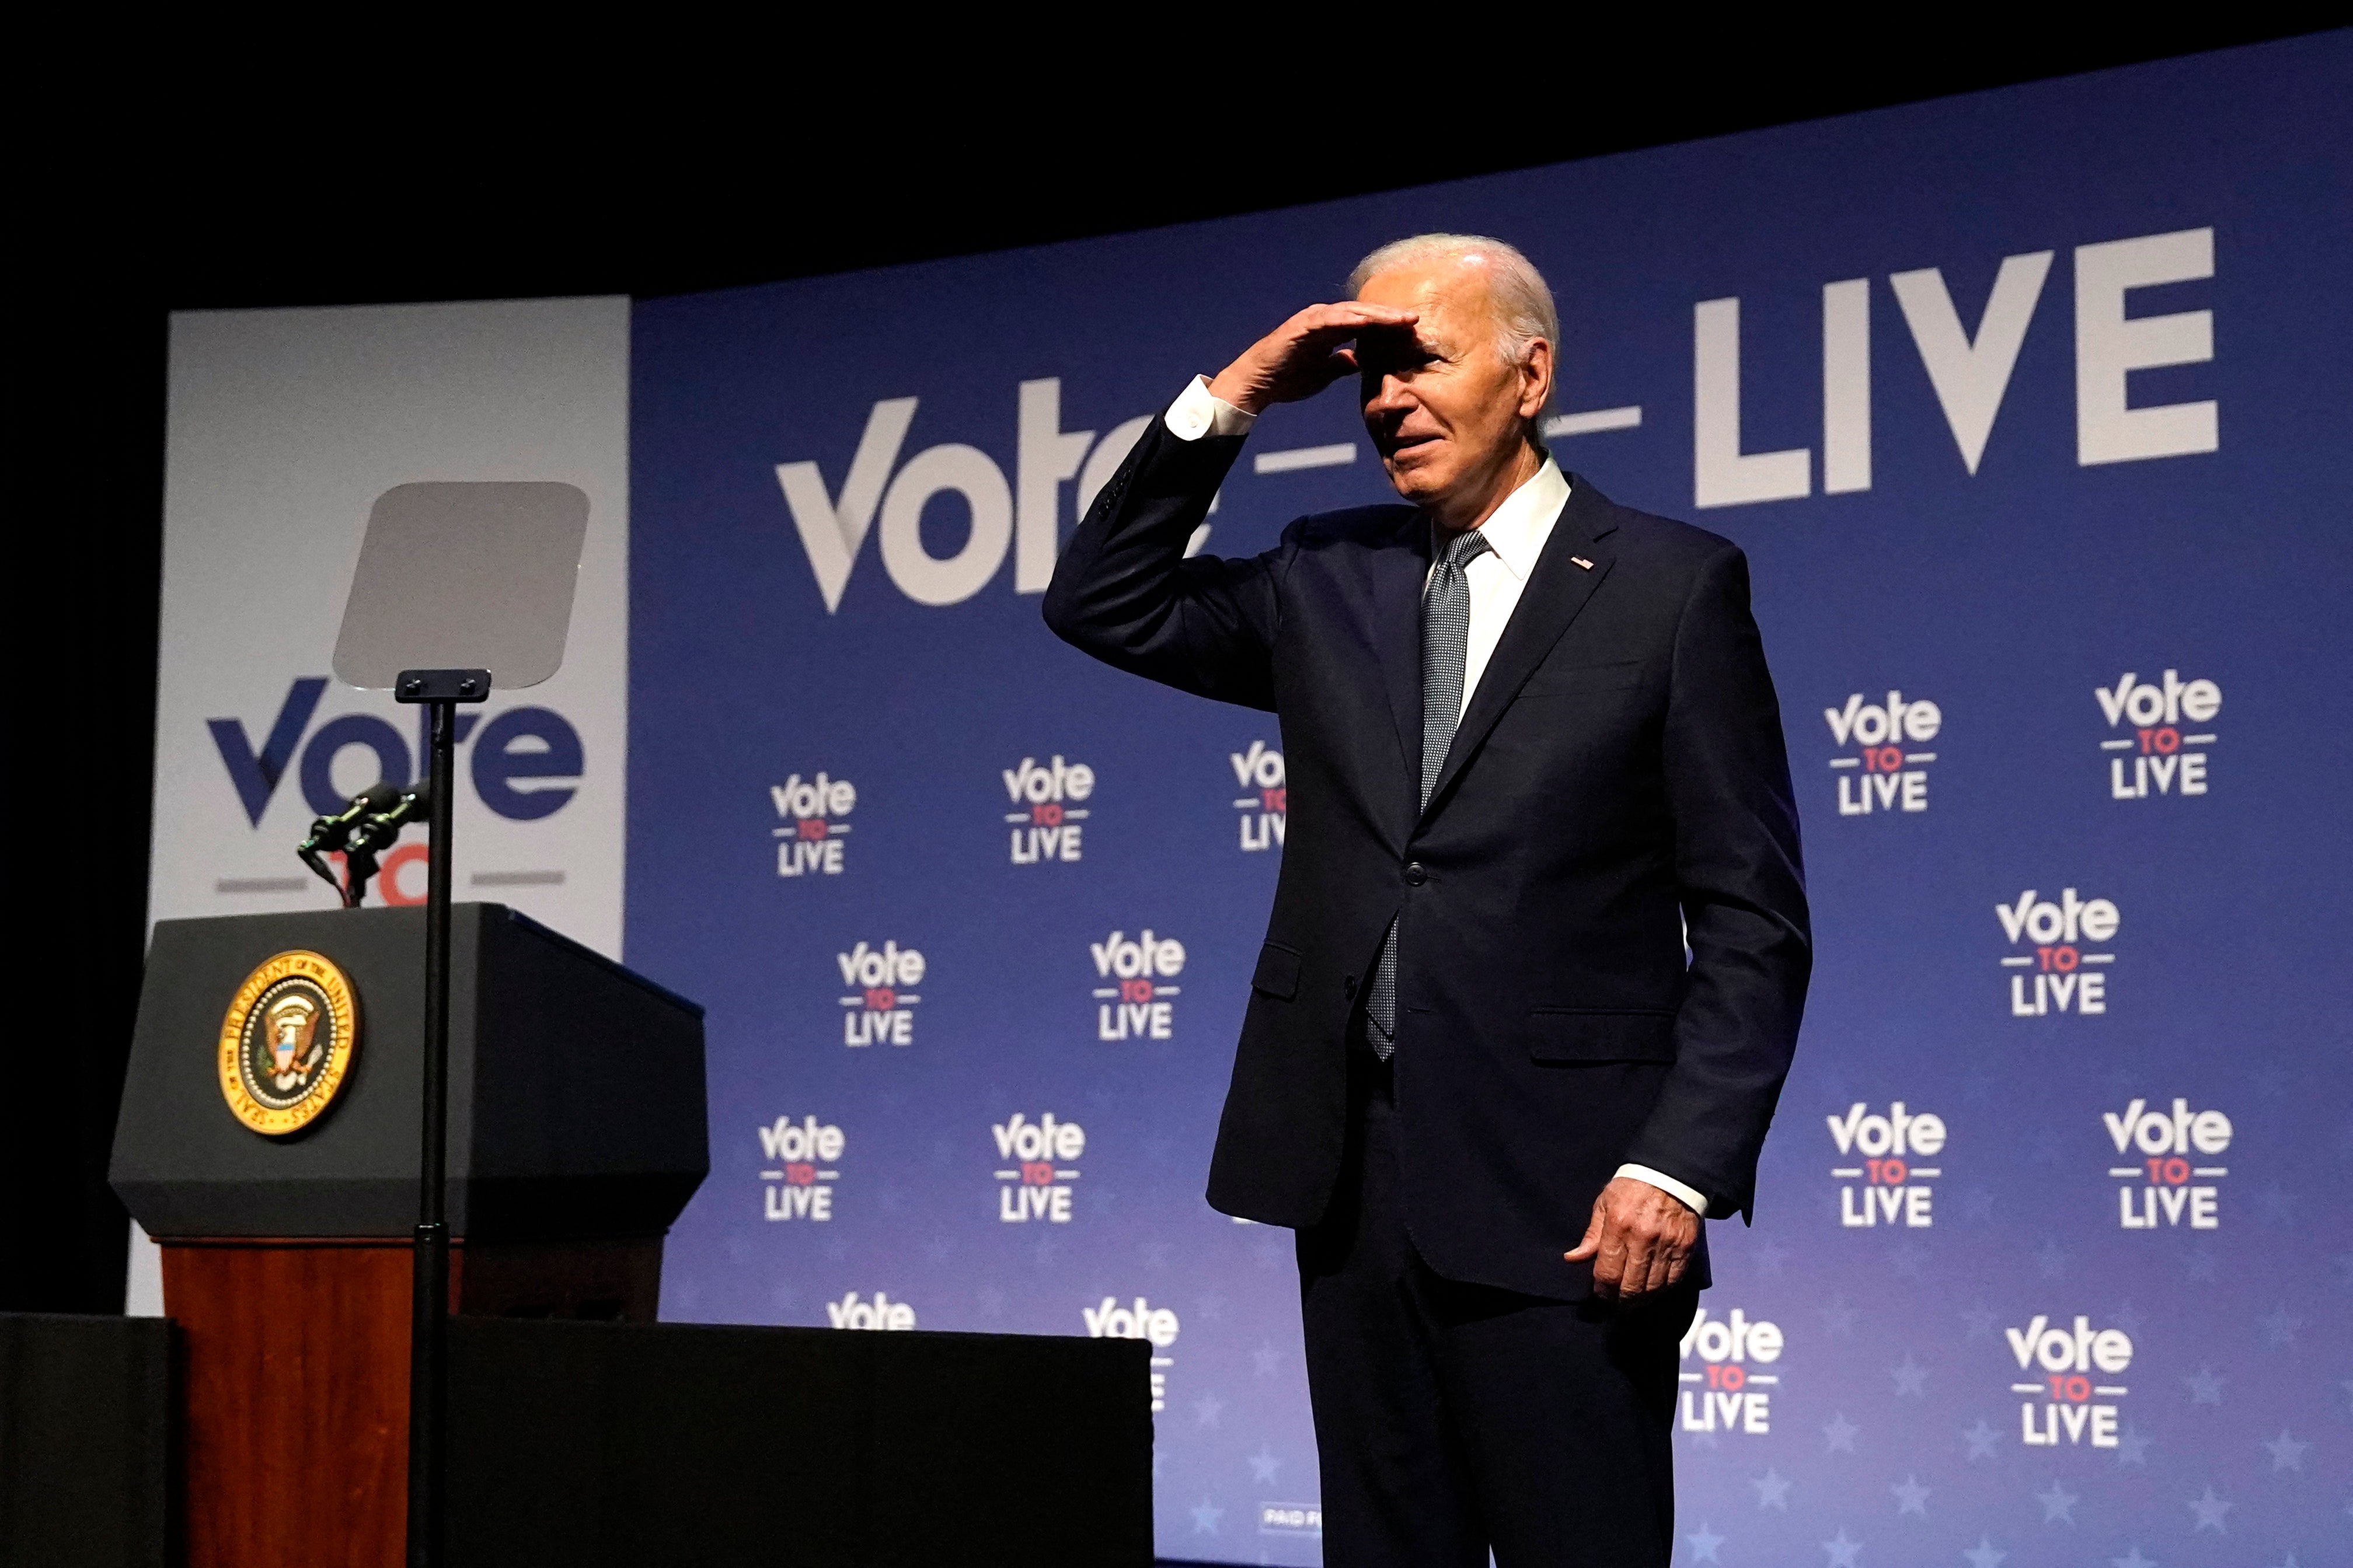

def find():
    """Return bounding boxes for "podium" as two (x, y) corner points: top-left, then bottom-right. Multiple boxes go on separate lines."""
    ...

(110, 904), (707, 1568)
(103, 903), (1152, 1567)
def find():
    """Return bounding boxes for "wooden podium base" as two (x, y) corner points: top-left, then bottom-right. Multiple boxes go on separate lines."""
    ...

(162, 1236), (660, 1568)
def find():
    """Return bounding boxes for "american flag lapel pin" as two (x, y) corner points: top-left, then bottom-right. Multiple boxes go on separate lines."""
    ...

(1570, 556), (1594, 571)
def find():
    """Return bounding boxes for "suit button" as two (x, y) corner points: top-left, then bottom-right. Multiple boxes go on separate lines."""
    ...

(1403, 861), (1427, 886)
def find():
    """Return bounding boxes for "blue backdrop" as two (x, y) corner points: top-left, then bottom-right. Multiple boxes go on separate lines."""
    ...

(628, 36), (2350, 1566)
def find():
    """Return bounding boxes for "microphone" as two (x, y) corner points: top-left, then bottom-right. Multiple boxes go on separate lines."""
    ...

(299, 782), (403, 858)
(347, 777), (433, 856)
(296, 779), (431, 905)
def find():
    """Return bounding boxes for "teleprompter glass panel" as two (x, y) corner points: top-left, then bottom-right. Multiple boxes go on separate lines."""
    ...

(332, 481), (589, 690)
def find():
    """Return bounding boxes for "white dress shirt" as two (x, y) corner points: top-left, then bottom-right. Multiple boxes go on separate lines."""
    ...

(1165, 377), (1709, 1218)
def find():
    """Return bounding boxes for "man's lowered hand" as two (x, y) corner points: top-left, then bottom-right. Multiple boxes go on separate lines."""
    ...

(1566, 1176), (1699, 1301)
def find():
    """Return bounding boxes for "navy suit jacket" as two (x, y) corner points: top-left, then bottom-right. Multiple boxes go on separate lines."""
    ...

(1044, 414), (1811, 1298)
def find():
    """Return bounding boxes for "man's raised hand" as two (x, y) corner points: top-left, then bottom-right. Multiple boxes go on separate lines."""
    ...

(1565, 1176), (1700, 1302)
(1207, 302), (1420, 416)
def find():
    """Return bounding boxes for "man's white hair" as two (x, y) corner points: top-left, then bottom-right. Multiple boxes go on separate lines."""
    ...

(1347, 233), (1560, 379)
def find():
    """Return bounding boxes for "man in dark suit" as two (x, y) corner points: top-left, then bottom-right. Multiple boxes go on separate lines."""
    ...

(1044, 234), (1810, 1566)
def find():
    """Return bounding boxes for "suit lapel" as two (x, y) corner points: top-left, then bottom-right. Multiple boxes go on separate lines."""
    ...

(1369, 512), (1431, 797)
(1422, 474), (1620, 819)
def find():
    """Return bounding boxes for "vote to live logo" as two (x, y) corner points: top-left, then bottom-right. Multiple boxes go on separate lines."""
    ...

(1824, 689), (1940, 816)
(1090, 930), (1184, 1040)
(1678, 1306), (1782, 1435)
(2107, 1097), (2230, 1230)
(1996, 888), (2120, 1015)
(1003, 755), (1093, 864)
(839, 941), (923, 1046)
(773, 772), (855, 876)
(1229, 741), (1287, 853)
(1083, 1295), (1179, 1413)
(827, 1291), (916, 1330)
(1827, 1102), (1944, 1228)
(758, 1115), (843, 1221)
(2007, 1315), (2132, 1447)
(993, 1112), (1083, 1223)
(2097, 669), (2219, 801)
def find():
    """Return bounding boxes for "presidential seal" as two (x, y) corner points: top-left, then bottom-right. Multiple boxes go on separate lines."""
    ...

(218, 950), (358, 1135)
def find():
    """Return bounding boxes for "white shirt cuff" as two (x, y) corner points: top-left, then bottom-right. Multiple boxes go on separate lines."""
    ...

(1616, 1164), (1707, 1216)
(1165, 375), (1257, 441)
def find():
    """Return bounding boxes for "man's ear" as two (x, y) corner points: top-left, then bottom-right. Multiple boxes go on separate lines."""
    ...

(1518, 337), (1554, 421)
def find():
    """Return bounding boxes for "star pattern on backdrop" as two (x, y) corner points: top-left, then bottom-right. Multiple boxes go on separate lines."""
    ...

(1190, 1498), (1223, 1535)
(2259, 1302), (2300, 1346)
(1891, 1474), (1930, 1515)
(1751, 1468), (1792, 1510)
(1960, 1185), (1996, 1222)
(1247, 1444), (1280, 1483)
(1822, 1413), (1861, 1453)
(2263, 1428), (2310, 1471)
(1821, 1526), (1863, 1567)
(2035, 1478), (2079, 1523)
(1891, 1354), (1930, 1396)
(2034, 1237), (2070, 1278)
(1819, 1296), (1859, 1337)
(2188, 1485), (2233, 1532)
(2108, 1300), (2144, 1336)
(2258, 1183), (2298, 1224)
(2108, 1547), (2155, 1568)
(1961, 1304), (1998, 1339)
(2114, 1423), (2153, 1466)
(1686, 1521), (1726, 1563)
(2183, 1366), (2226, 1405)
(1252, 1340), (1282, 1377)
(2185, 1246), (2220, 1281)
(1890, 1241), (1928, 1279)
(1961, 1418), (2000, 1460)
(2331, 1248), (2353, 1288)
(1193, 1393), (1223, 1429)
(1962, 1536), (2007, 1568)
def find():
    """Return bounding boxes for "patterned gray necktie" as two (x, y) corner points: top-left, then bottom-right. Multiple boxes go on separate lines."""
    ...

(1365, 526), (1492, 1059)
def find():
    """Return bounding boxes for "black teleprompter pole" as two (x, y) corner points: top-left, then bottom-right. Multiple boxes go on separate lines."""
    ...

(397, 669), (488, 1568)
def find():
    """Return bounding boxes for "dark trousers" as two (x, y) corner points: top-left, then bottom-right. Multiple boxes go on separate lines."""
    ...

(1296, 1052), (1696, 1567)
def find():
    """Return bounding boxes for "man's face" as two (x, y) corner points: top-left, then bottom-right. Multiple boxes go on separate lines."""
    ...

(1355, 258), (1548, 515)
